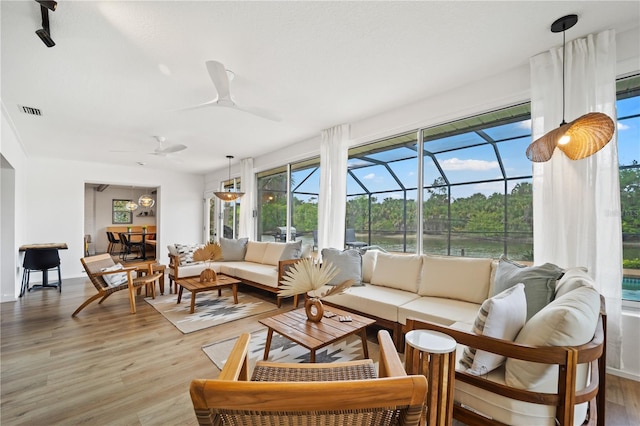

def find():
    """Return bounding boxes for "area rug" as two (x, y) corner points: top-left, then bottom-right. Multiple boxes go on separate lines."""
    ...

(145, 292), (278, 334)
(202, 328), (380, 371)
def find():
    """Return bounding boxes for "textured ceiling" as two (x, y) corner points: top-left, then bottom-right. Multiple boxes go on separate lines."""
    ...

(2, 1), (638, 174)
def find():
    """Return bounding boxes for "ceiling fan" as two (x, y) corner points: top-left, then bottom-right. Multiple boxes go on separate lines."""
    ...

(151, 136), (187, 156)
(110, 136), (187, 160)
(181, 60), (281, 122)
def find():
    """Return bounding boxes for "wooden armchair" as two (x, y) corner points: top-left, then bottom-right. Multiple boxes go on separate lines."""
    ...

(190, 330), (427, 426)
(72, 253), (162, 316)
(404, 300), (606, 426)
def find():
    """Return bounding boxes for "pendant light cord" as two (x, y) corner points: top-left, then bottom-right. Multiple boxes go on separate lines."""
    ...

(561, 27), (567, 126)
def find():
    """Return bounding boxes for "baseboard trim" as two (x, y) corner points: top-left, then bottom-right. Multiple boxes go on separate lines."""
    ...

(607, 366), (640, 382)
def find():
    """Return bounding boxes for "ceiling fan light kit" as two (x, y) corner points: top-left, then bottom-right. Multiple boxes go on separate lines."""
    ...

(214, 155), (244, 202)
(525, 14), (615, 163)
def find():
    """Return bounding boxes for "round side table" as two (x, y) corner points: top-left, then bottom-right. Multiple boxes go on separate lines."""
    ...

(405, 329), (457, 426)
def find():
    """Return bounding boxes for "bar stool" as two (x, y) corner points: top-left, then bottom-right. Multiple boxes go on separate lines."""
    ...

(20, 248), (62, 296)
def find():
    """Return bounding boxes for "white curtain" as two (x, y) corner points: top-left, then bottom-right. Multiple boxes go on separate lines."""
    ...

(318, 124), (349, 252)
(531, 30), (622, 368)
(239, 157), (255, 240)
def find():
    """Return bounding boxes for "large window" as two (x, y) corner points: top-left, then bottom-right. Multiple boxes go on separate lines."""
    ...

(618, 75), (640, 302)
(347, 104), (532, 257)
(347, 132), (419, 251)
(257, 166), (288, 241)
(291, 159), (320, 249)
(422, 105), (532, 259)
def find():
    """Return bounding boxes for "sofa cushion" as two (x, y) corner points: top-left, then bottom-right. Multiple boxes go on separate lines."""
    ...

(220, 237), (248, 261)
(418, 255), (492, 304)
(233, 262), (279, 288)
(321, 248), (362, 286)
(244, 241), (269, 263)
(169, 261), (220, 279)
(362, 250), (378, 283)
(492, 258), (564, 320)
(505, 285), (600, 391)
(101, 263), (128, 287)
(280, 240), (303, 261)
(262, 243), (287, 266)
(398, 297), (480, 326)
(370, 253), (422, 293)
(460, 284), (527, 375)
(319, 284), (421, 323)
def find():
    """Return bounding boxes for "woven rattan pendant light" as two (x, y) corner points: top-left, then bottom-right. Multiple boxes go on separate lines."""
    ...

(214, 155), (244, 201)
(526, 14), (615, 162)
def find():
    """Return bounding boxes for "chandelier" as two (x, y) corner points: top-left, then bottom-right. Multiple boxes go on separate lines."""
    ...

(214, 155), (244, 201)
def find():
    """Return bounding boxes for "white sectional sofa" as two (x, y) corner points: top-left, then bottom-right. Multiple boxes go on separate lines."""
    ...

(168, 239), (303, 307)
(311, 249), (604, 426)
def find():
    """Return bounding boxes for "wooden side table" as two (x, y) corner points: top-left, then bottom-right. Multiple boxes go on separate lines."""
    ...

(405, 329), (457, 426)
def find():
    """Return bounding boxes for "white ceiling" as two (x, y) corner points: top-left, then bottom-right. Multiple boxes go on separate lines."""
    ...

(2, 1), (638, 175)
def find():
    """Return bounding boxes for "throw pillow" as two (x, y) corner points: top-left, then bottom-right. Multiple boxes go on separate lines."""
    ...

(492, 257), (563, 320)
(101, 263), (128, 287)
(459, 283), (527, 375)
(505, 285), (600, 391)
(321, 248), (363, 286)
(280, 240), (303, 260)
(174, 243), (202, 265)
(220, 237), (248, 261)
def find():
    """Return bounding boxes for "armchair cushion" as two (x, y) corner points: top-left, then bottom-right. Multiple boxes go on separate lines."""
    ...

(220, 237), (248, 261)
(492, 258), (564, 320)
(321, 248), (363, 286)
(101, 263), (128, 287)
(460, 283), (527, 375)
(505, 284), (600, 391)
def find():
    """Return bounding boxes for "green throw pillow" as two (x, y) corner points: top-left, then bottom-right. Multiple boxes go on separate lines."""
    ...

(493, 257), (563, 320)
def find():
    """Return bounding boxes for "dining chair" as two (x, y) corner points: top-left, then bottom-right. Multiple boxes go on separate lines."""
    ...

(119, 232), (143, 261)
(20, 248), (62, 296)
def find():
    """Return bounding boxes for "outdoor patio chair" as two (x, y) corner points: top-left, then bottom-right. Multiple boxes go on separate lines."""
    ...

(345, 228), (367, 249)
(72, 253), (162, 316)
(190, 330), (427, 426)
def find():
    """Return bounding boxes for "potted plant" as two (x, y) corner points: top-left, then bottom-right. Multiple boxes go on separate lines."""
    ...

(278, 258), (353, 322)
(192, 242), (223, 282)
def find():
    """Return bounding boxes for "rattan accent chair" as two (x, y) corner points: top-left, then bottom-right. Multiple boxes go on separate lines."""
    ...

(72, 253), (162, 316)
(190, 330), (427, 426)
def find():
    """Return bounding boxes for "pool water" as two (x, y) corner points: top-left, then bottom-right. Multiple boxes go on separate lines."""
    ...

(623, 276), (640, 302)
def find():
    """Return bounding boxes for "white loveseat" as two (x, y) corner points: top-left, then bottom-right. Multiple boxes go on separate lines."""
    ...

(168, 240), (302, 307)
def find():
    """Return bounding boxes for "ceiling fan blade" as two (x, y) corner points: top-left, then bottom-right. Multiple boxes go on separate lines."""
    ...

(206, 60), (231, 101)
(236, 104), (282, 122)
(176, 99), (219, 112)
(157, 143), (187, 154)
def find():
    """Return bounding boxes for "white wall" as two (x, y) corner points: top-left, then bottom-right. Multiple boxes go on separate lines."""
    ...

(1, 106), (28, 302)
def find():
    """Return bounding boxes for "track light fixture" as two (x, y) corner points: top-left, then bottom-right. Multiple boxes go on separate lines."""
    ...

(526, 14), (615, 162)
(36, 1), (57, 11)
(35, 1), (57, 48)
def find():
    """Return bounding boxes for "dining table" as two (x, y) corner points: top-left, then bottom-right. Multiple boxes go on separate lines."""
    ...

(127, 231), (152, 260)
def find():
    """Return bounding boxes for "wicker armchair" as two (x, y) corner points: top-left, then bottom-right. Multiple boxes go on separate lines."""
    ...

(190, 330), (427, 426)
(72, 253), (162, 316)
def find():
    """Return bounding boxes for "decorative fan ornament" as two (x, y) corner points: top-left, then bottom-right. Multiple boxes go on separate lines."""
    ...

(526, 15), (615, 162)
(193, 242), (223, 282)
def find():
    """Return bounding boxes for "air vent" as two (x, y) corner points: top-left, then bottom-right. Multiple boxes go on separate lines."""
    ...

(18, 105), (42, 116)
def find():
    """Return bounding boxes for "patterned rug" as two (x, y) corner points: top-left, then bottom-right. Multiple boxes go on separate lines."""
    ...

(145, 292), (278, 334)
(202, 328), (380, 371)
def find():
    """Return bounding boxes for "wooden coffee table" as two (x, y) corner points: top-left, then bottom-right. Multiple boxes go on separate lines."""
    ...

(175, 274), (240, 314)
(259, 306), (375, 362)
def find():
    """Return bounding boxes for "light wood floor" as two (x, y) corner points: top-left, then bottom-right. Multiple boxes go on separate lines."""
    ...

(2, 276), (639, 425)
